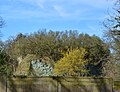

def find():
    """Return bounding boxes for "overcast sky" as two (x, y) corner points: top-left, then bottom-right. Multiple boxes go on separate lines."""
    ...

(0, 0), (114, 41)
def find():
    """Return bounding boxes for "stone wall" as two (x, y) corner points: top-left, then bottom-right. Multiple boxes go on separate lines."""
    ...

(0, 76), (113, 92)
(0, 76), (6, 92)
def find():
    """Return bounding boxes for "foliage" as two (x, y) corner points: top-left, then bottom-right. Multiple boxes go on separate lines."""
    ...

(78, 34), (110, 76)
(103, 0), (120, 78)
(103, 0), (120, 52)
(53, 48), (88, 76)
(5, 30), (109, 77)
(0, 16), (13, 76)
(6, 33), (27, 60)
(102, 56), (118, 79)
(0, 44), (12, 75)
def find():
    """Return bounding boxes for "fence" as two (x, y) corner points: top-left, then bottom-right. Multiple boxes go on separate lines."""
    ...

(0, 76), (113, 92)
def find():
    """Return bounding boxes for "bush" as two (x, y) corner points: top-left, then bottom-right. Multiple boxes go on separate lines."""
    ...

(53, 48), (88, 76)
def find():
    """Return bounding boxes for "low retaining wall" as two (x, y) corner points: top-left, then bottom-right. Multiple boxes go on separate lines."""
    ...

(0, 76), (113, 92)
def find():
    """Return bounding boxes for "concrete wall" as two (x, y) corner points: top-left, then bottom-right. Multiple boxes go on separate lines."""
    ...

(0, 76), (113, 92)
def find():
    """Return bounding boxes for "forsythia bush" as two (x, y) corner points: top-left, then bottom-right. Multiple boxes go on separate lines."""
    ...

(53, 48), (88, 76)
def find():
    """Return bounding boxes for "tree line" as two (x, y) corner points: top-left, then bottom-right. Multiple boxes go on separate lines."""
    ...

(0, 29), (109, 77)
(0, 0), (119, 78)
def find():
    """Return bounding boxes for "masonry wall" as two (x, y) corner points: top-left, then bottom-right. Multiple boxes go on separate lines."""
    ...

(0, 76), (113, 92)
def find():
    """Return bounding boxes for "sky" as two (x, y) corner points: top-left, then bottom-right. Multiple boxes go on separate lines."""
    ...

(0, 0), (114, 41)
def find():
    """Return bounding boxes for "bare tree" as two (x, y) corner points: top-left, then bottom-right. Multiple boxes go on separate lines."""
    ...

(103, 0), (120, 79)
(0, 16), (5, 38)
(0, 16), (4, 28)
